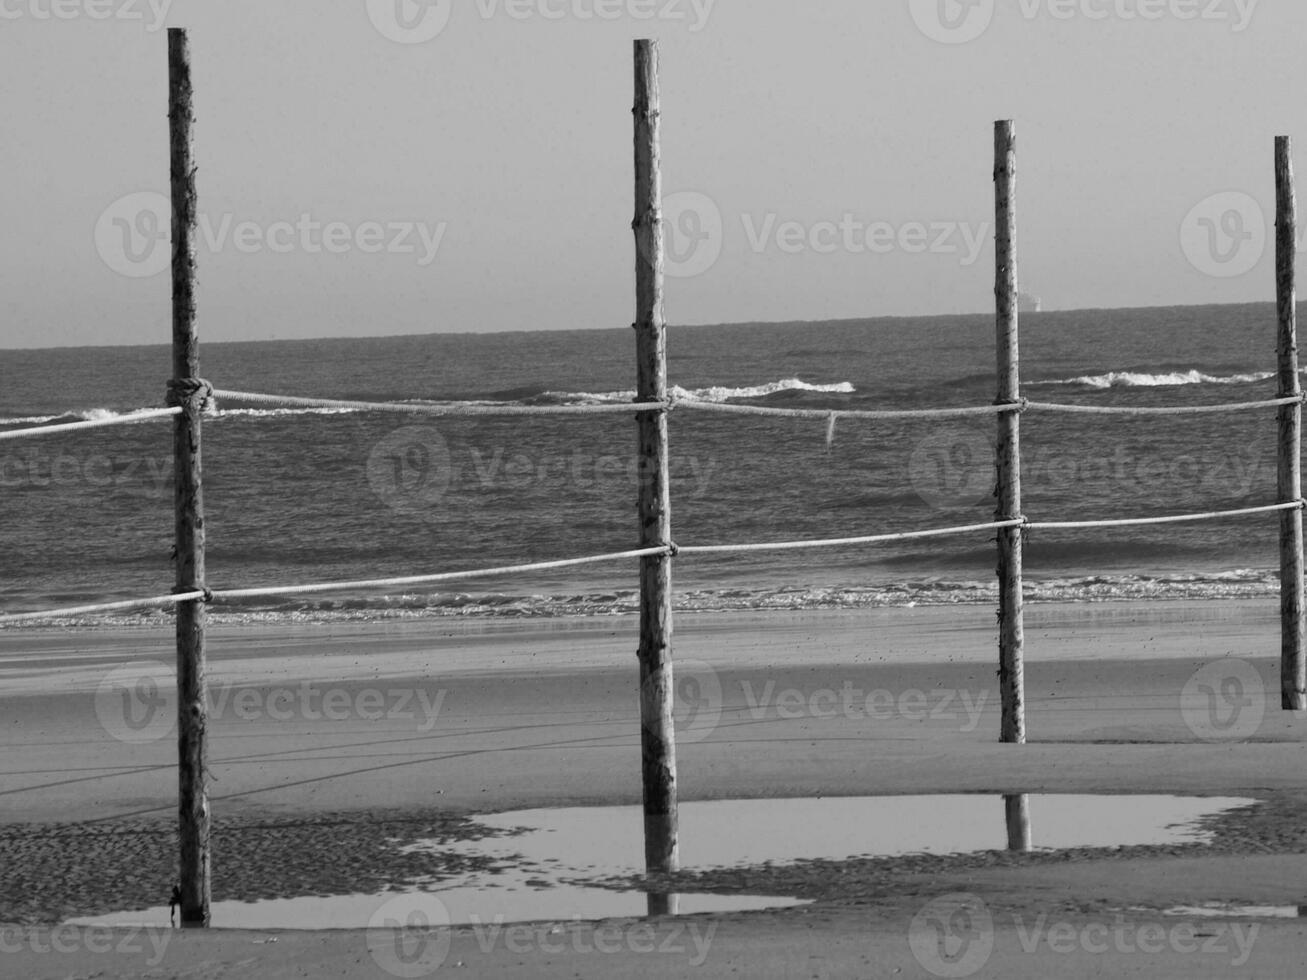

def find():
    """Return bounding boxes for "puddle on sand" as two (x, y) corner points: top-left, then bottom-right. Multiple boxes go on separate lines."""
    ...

(1164, 904), (1307, 919)
(66, 793), (1251, 930)
(419, 794), (1255, 874)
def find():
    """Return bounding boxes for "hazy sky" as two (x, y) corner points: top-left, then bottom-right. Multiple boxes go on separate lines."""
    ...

(0, 0), (1299, 348)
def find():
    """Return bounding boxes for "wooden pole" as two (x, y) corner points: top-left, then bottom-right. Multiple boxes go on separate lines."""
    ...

(1004, 793), (1031, 851)
(632, 38), (679, 901)
(168, 26), (211, 928)
(994, 120), (1026, 743)
(1275, 135), (1306, 711)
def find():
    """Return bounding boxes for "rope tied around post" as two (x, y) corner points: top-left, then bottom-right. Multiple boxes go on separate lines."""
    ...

(171, 584), (214, 603)
(166, 378), (214, 416)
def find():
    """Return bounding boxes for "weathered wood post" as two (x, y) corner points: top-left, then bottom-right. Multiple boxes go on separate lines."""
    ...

(632, 38), (679, 908)
(168, 26), (211, 927)
(1004, 793), (1031, 851)
(1275, 135), (1306, 711)
(994, 119), (1026, 743)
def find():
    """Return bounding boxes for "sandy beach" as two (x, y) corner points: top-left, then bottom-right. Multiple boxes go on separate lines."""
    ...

(3, 599), (1307, 978)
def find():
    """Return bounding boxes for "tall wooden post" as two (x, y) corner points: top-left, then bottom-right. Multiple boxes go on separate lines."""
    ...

(1275, 135), (1306, 711)
(168, 27), (211, 927)
(994, 120), (1026, 743)
(632, 38), (679, 903)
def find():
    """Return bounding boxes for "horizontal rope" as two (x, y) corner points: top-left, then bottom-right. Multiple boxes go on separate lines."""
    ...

(213, 389), (669, 416)
(1025, 395), (1302, 416)
(0, 407), (181, 442)
(211, 547), (671, 601)
(1027, 501), (1303, 530)
(2, 502), (1300, 624)
(0, 591), (205, 626)
(674, 401), (1015, 420)
(676, 520), (1026, 555)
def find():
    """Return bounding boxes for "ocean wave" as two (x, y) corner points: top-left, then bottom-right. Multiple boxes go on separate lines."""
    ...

(1, 379), (857, 425)
(1032, 369), (1274, 389)
(2, 569), (1279, 629)
(534, 378), (856, 406)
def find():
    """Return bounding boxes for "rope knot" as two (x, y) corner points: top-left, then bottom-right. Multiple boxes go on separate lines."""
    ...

(666, 541), (680, 558)
(166, 378), (214, 415)
(171, 585), (213, 603)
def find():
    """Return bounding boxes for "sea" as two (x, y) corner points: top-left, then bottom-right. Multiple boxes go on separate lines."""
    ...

(0, 302), (1296, 627)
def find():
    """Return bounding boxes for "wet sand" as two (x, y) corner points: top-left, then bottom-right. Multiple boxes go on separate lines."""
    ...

(3, 599), (1307, 977)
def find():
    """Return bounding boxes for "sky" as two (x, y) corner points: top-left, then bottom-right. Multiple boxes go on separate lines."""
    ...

(0, 0), (1299, 348)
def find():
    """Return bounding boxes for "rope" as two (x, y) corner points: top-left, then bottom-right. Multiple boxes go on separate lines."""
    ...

(1027, 501), (1303, 530)
(166, 377), (215, 414)
(3, 503), (1302, 625)
(674, 400), (1016, 420)
(1025, 395), (1302, 416)
(212, 389), (670, 416)
(210, 547), (672, 600)
(0, 591), (205, 626)
(676, 520), (1026, 555)
(0, 407), (181, 442)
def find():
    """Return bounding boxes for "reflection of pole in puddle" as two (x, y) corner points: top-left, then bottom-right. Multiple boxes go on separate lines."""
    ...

(644, 811), (680, 917)
(1005, 793), (1032, 852)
